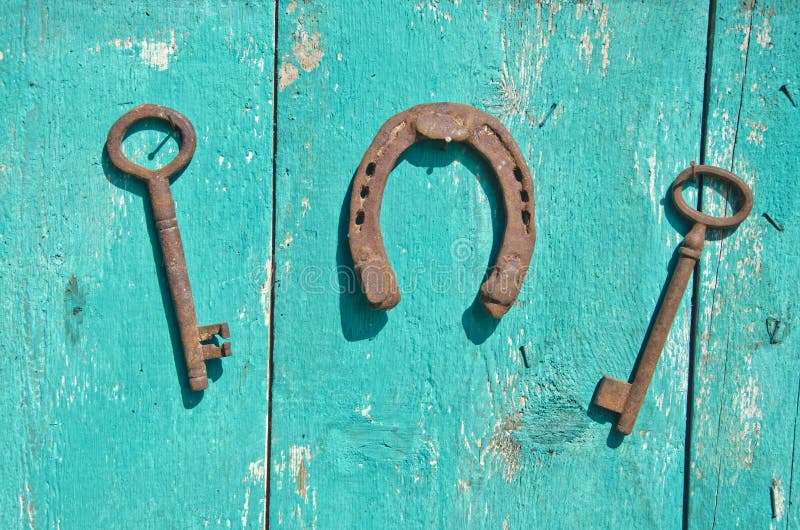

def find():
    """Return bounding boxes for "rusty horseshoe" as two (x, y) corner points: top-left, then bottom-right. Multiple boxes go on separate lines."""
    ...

(348, 103), (536, 318)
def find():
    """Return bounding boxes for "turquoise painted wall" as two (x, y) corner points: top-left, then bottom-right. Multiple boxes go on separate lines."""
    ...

(1, 2), (273, 527)
(1, 1), (797, 528)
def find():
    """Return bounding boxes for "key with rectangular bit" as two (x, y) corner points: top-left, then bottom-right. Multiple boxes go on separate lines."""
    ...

(593, 164), (753, 435)
(106, 104), (231, 391)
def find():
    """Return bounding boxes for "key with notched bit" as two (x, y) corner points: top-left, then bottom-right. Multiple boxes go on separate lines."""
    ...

(106, 104), (231, 391)
(593, 164), (753, 435)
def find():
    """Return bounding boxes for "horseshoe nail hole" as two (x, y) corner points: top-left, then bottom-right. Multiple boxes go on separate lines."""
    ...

(360, 185), (370, 198)
(513, 166), (523, 182)
(521, 210), (531, 227)
(355, 210), (365, 225)
(366, 162), (376, 176)
(520, 190), (529, 202)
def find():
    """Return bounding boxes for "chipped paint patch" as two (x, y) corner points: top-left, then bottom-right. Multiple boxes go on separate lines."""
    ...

(279, 232), (293, 249)
(755, 8), (774, 49)
(600, 32), (611, 76)
(771, 478), (785, 521)
(737, 374), (763, 468)
(578, 28), (593, 73)
(292, 30), (324, 72)
(355, 395), (373, 422)
(301, 197), (311, 217)
(278, 62), (300, 91)
(248, 458), (267, 484)
(140, 29), (177, 71)
(486, 415), (522, 481)
(289, 445), (312, 501)
(745, 119), (767, 146)
(241, 487), (251, 527)
(646, 149), (658, 218)
(414, 0), (460, 25)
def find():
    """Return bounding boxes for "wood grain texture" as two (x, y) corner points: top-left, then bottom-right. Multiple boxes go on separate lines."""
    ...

(0, 2), (273, 527)
(4, 1), (797, 527)
(688, 1), (800, 528)
(269, 1), (709, 527)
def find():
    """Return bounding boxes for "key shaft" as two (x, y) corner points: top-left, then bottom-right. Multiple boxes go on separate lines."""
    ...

(148, 177), (210, 390)
(615, 223), (705, 434)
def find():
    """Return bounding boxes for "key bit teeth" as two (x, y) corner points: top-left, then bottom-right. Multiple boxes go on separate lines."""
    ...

(593, 375), (631, 414)
(202, 342), (232, 360)
(198, 322), (230, 341)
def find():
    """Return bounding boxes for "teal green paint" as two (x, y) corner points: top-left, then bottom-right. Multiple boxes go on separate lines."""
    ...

(0, 2), (273, 528)
(270, 1), (709, 527)
(2, 0), (798, 527)
(688, 1), (800, 528)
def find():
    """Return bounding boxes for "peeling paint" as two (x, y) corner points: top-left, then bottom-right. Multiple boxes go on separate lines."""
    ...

(755, 9), (774, 49)
(646, 149), (658, 217)
(278, 62), (300, 91)
(578, 28), (593, 73)
(737, 374), (763, 469)
(140, 29), (177, 71)
(486, 415), (522, 482)
(292, 30), (323, 72)
(771, 478), (785, 521)
(289, 445), (312, 502)
(241, 487), (251, 527)
(279, 232), (293, 249)
(745, 119), (767, 146)
(600, 32), (611, 76)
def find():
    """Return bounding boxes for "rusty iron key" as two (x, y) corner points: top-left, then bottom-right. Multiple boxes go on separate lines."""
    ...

(106, 104), (231, 391)
(593, 164), (753, 435)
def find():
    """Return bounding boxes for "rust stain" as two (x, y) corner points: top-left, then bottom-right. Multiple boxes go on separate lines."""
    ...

(289, 445), (311, 503)
(488, 415), (523, 482)
(295, 459), (308, 501)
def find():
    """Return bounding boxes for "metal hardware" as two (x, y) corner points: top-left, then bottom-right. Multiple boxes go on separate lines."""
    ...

(348, 102), (536, 318)
(593, 163), (753, 434)
(106, 104), (231, 391)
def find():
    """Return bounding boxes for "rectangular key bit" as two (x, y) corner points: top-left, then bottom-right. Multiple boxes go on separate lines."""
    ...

(203, 342), (232, 360)
(199, 323), (231, 360)
(594, 376), (631, 414)
(198, 323), (230, 342)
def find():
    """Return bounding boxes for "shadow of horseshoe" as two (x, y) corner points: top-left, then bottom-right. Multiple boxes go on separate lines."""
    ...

(348, 103), (536, 322)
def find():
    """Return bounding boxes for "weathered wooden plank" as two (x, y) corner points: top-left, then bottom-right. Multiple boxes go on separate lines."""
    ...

(688, 1), (800, 528)
(270, 1), (709, 527)
(0, 2), (273, 527)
